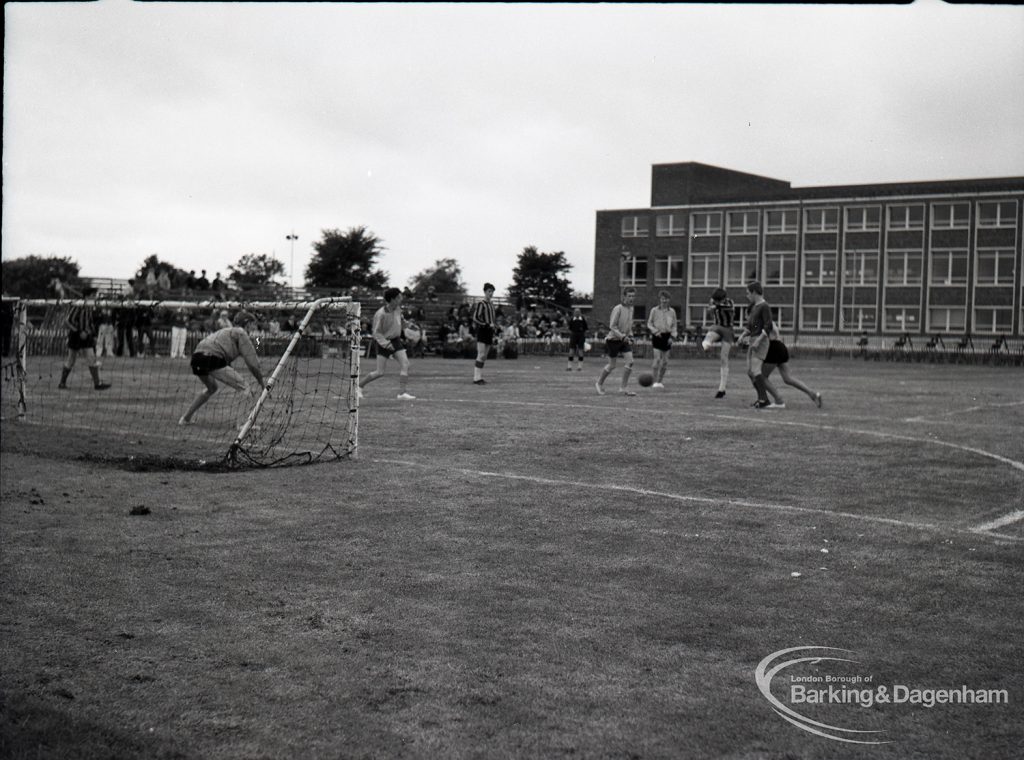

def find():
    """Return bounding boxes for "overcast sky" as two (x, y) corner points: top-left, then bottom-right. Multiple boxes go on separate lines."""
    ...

(4, 1), (1023, 296)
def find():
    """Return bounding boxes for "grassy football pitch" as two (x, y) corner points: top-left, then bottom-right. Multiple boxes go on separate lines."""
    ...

(2, 354), (1022, 759)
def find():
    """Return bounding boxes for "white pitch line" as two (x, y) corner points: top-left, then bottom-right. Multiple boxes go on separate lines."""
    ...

(435, 397), (1024, 474)
(971, 509), (1024, 535)
(369, 456), (1021, 543)
(904, 399), (1024, 424)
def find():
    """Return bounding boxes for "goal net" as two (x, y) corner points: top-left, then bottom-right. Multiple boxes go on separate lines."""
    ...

(1, 297), (361, 469)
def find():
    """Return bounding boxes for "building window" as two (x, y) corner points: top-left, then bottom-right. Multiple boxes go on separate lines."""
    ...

(655, 213), (686, 237)
(766, 209), (798, 233)
(801, 306), (834, 331)
(977, 201), (1018, 228)
(976, 249), (1016, 286)
(927, 307), (966, 334)
(804, 208), (839, 232)
(845, 206), (881, 232)
(803, 252), (837, 286)
(929, 249), (969, 286)
(771, 306), (790, 332)
(654, 256), (685, 286)
(727, 210), (759, 234)
(843, 250), (879, 286)
(691, 212), (722, 236)
(763, 252), (797, 286)
(887, 204), (925, 230)
(931, 202), (970, 229)
(725, 253), (758, 286)
(884, 307), (920, 332)
(620, 256), (647, 286)
(689, 253), (720, 287)
(621, 216), (649, 238)
(974, 307), (1013, 334)
(886, 250), (924, 285)
(841, 307), (877, 332)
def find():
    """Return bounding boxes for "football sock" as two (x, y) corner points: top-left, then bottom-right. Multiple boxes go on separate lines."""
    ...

(59, 367), (71, 387)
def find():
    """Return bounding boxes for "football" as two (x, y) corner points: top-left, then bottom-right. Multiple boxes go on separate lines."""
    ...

(638, 372), (654, 387)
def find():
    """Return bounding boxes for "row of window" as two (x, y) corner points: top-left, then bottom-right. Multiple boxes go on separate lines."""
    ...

(677, 303), (1015, 335)
(621, 201), (1020, 237)
(621, 249), (1018, 288)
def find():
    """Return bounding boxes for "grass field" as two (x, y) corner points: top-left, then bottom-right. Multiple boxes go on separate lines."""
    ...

(2, 353), (1022, 759)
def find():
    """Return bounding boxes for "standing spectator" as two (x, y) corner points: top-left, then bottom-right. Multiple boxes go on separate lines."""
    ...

(196, 270), (211, 291)
(212, 272), (225, 299)
(157, 266), (172, 294)
(170, 307), (190, 359)
(96, 307), (116, 359)
(115, 304), (136, 357)
(185, 270), (198, 292)
(135, 304), (157, 356)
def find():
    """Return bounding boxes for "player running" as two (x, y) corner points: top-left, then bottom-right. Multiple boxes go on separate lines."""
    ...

(358, 287), (415, 400)
(761, 325), (823, 409)
(736, 281), (773, 409)
(701, 288), (735, 399)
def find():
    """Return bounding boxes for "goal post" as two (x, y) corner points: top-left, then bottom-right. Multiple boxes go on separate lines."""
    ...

(1, 296), (362, 469)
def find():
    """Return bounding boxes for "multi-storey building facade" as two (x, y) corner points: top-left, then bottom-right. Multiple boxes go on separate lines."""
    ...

(594, 163), (1024, 339)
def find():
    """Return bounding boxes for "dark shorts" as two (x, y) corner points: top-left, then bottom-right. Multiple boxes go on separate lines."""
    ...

(707, 325), (735, 344)
(568, 333), (586, 350)
(651, 333), (673, 352)
(68, 330), (96, 351)
(605, 337), (633, 358)
(190, 352), (229, 376)
(765, 340), (789, 365)
(377, 337), (407, 358)
(476, 325), (495, 346)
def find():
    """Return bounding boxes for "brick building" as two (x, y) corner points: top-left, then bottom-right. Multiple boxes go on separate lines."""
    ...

(593, 162), (1024, 339)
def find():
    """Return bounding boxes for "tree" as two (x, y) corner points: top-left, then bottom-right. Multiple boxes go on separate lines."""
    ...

(507, 246), (574, 310)
(1, 255), (80, 298)
(305, 227), (389, 291)
(229, 253), (286, 288)
(407, 258), (467, 295)
(134, 254), (190, 287)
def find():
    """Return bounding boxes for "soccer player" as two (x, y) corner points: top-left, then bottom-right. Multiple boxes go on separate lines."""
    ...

(58, 301), (112, 391)
(566, 308), (589, 371)
(761, 326), (823, 409)
(471, 283), (497, 385)
(701, 288), (736, 398)
(178, 310), (267, 425)
(357, 287), (415, 400)
(736, 281), (773, 409)
(595, 288), (637, 396)
(646, 291), (678, 389)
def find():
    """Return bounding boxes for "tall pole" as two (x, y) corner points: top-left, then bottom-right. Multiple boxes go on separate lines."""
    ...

(286, 232), (299, 293)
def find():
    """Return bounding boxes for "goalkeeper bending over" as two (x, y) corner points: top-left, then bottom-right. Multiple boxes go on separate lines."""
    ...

(179, 310), (267, 425)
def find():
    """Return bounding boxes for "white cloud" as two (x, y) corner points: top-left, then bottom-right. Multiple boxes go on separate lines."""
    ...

(3, 1), (1023, 294)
